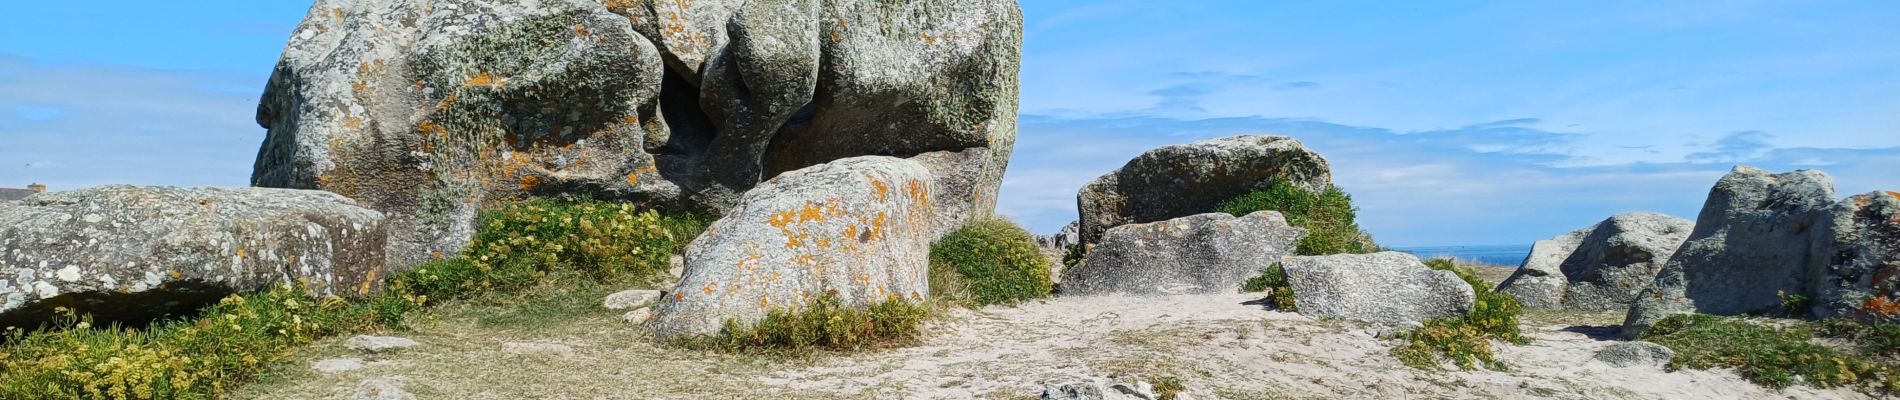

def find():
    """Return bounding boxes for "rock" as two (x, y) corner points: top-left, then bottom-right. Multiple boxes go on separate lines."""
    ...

(255, 0), (1022, 267)
(1076, 135), (1331, 245)
(1282, 252), (1475, 325)
(622, 308), (653, 324)
(1809, 191), (1900, 319)
(314, 358), (367, 373)
(352, 378), (415, 400)
(345, 335), (419, 354)
(1498, 212), (1693, 311)
(1624, 166), (1837, 337)
(0, 186), (386, 330)
(603, 289), (663, 310)
(502, 342), (575, 356)
(1035, 221), (1080, 252)
(650, 156), (935, 339)
(1041, 379), (1158, 400)
(1594, 341), (1675, 368)
(1060, 212), (1304, 296)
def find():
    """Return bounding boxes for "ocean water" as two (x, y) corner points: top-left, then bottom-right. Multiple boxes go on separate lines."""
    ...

(1393, 245), (1531, 267)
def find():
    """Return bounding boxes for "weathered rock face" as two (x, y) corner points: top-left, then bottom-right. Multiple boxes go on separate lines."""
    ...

(0, 186), (386, 329)
(1282, 252), (1474, 326)
(650, 156), (935, 339)
(1594, 341), (1674, 368)
(1035, 221), (1079, 252)
(1060, 212), (1303, 296)
(256, 0), (1022, 267)
(1076, 135), (1330, 245)
(1623, 166), (1836, 337)
(1498, 212), (1692, 311)
(1809, 191), (1900, 319)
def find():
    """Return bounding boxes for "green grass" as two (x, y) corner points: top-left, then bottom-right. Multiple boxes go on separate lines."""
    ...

(693, 293), (929, 355)
(1644, 314), (1900, 392)
(1240, 263), (1297, 311)
(1390, 259), (1527, 371)
(1216, 180), (1378, 256)
(0, 200), (700, 399)
(1150, 375), (1185, 400)
(928, 217), (1054, 307)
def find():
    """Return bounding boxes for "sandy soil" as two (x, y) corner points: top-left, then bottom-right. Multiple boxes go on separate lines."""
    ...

(240, 292), (1872, 400)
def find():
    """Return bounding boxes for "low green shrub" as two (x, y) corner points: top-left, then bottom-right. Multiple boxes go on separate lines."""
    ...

(929, 217), (1054, 307)
(1150, 375), (1184, 400)
(700, 293), (929, 354)
(1240, 263), (1297, 311)
(1391, 259), (1526, 371)
(400, 200), (686, 302)
(1816, 318), (1900, 358)
(1216, 180), (1378, 256)
(1644, 314), (1900, 391)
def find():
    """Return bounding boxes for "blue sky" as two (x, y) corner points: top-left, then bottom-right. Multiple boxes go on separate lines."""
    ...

(3, 1), (1897, 247)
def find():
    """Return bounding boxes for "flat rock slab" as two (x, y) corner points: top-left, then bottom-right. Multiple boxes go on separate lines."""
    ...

(1595, 341), (1675, 368)
(346, 335), (420, 353)
(314, 358), (367, 373)
(603, 289), (663, 310)
(1282, 252), (1475, 326)
(1061, 212), (1303, 296)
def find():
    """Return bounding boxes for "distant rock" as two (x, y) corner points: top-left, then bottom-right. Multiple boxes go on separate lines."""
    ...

(1076, 135), (1331, 245)
(346, 335), (420, 354)
(1282, 252), (1474, 325)
(255, 0), (1022, 267)
(1594, 341), (1675, 368)
(352, 378), (415, 400)
(1498, 212), (1692, 311)
(651, 157), (935, 340)
(1624, 166), (1837, 337)
(603, 289), (663, 310)
(1060, 212), (1303, 296)
(1035, 221), (1080, 252)
(314, 358), (367, 373)
(0, 186), (386, 330)
(1809, 191), (1900, 320)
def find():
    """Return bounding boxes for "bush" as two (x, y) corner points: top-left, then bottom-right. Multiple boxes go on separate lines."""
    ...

(699, 293), (929, 354)
(1240, 263), (1297, 311)
(398, 200), (684, 301)
(929, 217), (1054, 307)
(1644, 314), (1900, 391)
(1216, 180), (1378, 256)
(1390, 259), (1526, 371)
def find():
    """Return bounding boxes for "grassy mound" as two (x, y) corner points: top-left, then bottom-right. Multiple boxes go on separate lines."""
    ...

(1391, 259), (1526, 371)
(929, 217), (1054, 307)
(698, 293), (929, 354)
(1644, 315), (1900, 392)
(1216, 180), (1378, 256)
(0, 200), (702, 399)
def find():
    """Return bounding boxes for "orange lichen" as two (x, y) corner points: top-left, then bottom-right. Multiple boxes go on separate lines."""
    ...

(236, 248), (246, 258)
(767, 210), (797, 228)
(572, 23), (589, 37)
(357, 269), (378, 297)
(906, 179), (929, 208)
(759, 297), (769, 309)
(702, 283), (716, 296)
(1889, 191), (1900, 201)
(1863, 297), (1900, 318)
(517, 175), (545, 191)
(870, 179), (890, 201)
(466, 72), (501, 87)
(432, 251), (444, 261)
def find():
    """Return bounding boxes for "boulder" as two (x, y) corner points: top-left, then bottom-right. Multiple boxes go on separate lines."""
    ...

(1498, 212), (1693, 311)
(1594, 341), (1674, 368)
(1282, 252), (1474, 325)
(1035, 221), (1080, 252)
(1808, 191), (1900, 319)
(650, 156), (935, 339)
(1041, 379), (1159, 400)
(1623, 166), (1837, 337)
(1060, 212), (1304, 296)
(1076, 135), (1330, 245)
(255, 0), (1022, 268)
(0, 186), (386, 330)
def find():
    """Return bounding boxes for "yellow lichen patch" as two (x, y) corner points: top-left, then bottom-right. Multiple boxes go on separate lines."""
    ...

(870, 178), (890, 201)
(623, 115), (641, 126)
(759, 297), (769, 309)
(465, 72), (502, 88)
(357, 269), (378, 297)
(1888, 191), (1900, 201)
(572, 23), (589, 37)
(702, 283), (717, 296)
(921, 32), (936, 45)
(604, 0), (635, 12)
(625, 172), (641, 186)
(798, 203), (824, 223)
(767, 210), (798, 229)
(236, 248), (246, 258)
(517, 175), (545, 191)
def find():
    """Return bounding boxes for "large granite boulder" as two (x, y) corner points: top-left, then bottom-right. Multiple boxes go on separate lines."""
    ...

(1282, 252), (1474, 326)
(1076, 135), (1330, 245)
(1059, 212), (1303, 296)
(255, 0), (1022, 267)
(1623, 166), (1837, 337)
(0, 186), (386, 329)
(1498, 212), (1693, 311)
(1808, 191), (1900, 319)
(650, 156), (935, 339)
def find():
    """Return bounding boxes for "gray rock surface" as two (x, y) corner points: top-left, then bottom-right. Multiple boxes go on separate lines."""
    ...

(1282, 252), (1475, 325)
(255, 0), (1022, 267)
(622, 308), (654, 324)
(345, 335), (420, 354)
(1076, 135), (1331, 245)
(1809, 191), (1900, 319)
(314, 358), (367, 373)
(1624, 166), (1837, 337)
(603, 289), (663, 310)
(1035, 221), (1080, 252)
(352, 378), (415, 400)
(1041, 379), (1158, 400)
(1060, 212), (1304, 296)
(0, 186), (386, 329)
(1498, 212), (1693, 311)
(651, 156), (936, 339)
(1594, 341), (1675, 368)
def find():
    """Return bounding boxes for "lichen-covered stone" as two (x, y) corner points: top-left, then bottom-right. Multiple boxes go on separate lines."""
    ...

(1594, 341), (1674, 368)
(1498, 212), (1692, 311)
(256, 0), (1022, 267)
(1076, 135), (1330, 245)
(1809, 191), (1900, 320)
(1060, 212), (1303, 296)
(0, 186), (386, 329)
(1282, 252), (1474, 326)
(1623, 166), (1836, 337)
(650, 156), (935, 339)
